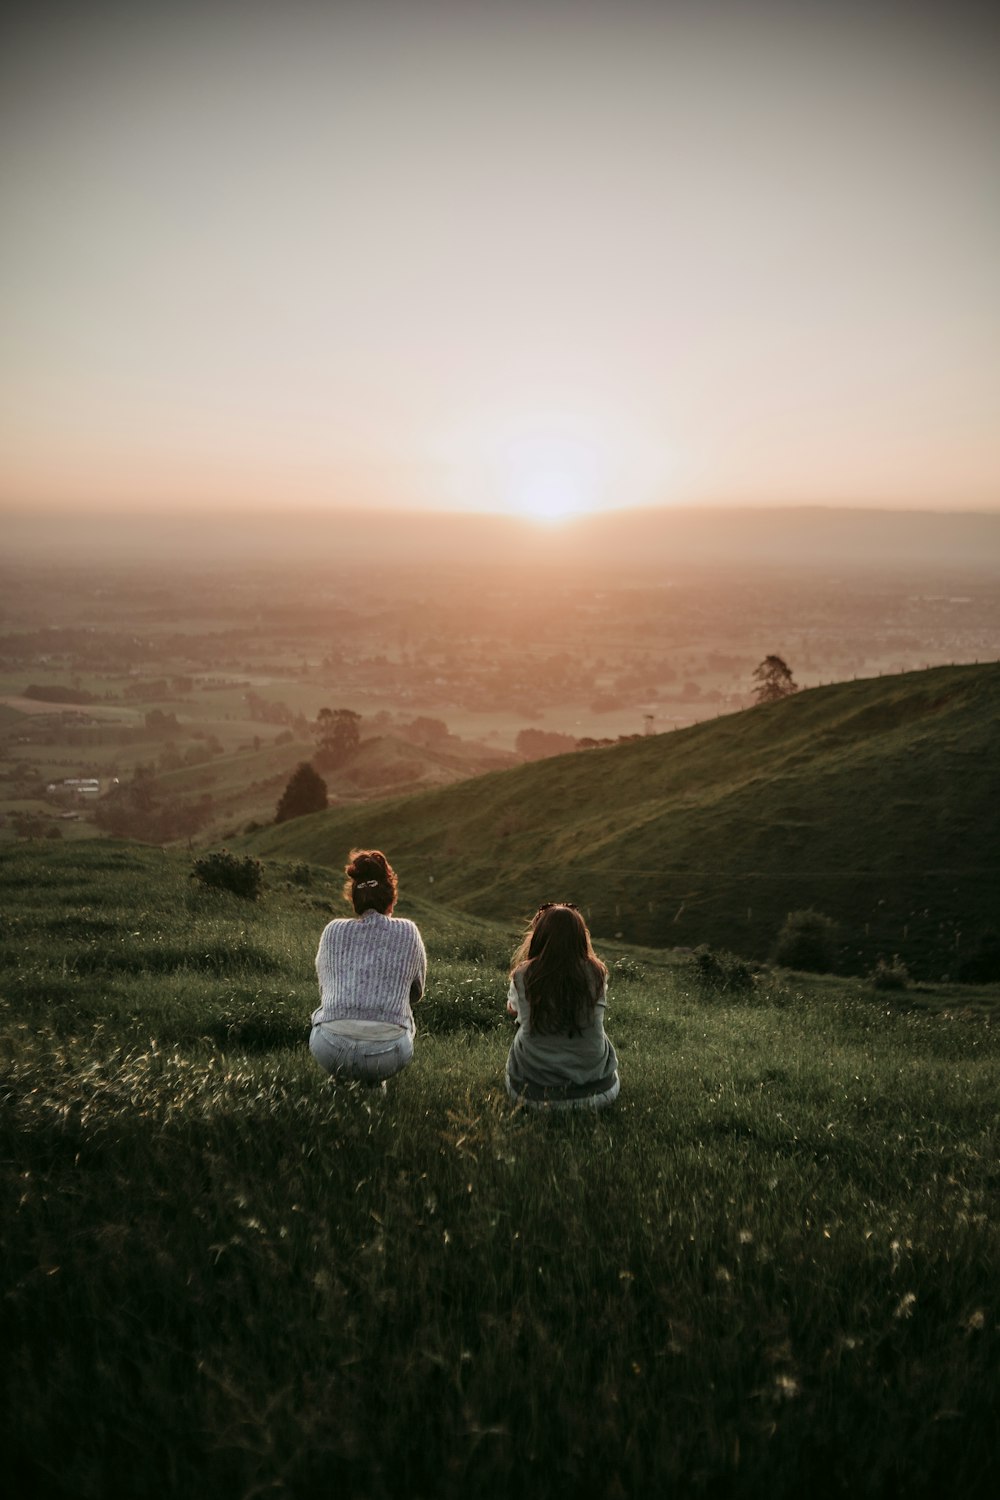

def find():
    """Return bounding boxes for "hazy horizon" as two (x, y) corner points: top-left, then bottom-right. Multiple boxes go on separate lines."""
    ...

(4, 502), (999, 573)
(2, 0), (998, 523)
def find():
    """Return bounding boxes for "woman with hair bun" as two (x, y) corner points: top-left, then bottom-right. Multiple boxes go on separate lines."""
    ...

(309, 849), (426, 1083)
(506, 903), (620, 1111)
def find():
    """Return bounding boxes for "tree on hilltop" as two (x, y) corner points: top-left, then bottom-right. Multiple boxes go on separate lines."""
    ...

(275, 762), (328, 823)
(752, 655), (798, 705)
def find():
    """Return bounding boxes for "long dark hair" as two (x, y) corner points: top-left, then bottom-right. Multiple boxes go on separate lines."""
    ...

(510, 904), (607, 1035)
(342, 848), (398, 915)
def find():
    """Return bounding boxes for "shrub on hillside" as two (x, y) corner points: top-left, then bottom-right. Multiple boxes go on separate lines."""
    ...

(870, 955), (910, 991)
(688, 946), (756, 997)
(771, 909), (838, 973)
(191, 850), (263, 901)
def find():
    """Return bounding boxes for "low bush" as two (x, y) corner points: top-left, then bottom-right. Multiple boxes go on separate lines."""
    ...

(870, 954), (910, 991)
(688, 945), (756, 996)
(772, 908), (838, 972)
(191, 849), (264, 901)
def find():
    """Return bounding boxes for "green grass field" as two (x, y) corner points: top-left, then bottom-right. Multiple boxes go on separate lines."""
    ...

(2, 842), (998, 1498)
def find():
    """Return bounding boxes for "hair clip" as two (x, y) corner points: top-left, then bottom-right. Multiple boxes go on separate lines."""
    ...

(356, 878), (380, 888)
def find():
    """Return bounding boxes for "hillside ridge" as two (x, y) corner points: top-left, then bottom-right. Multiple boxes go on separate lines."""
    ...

(246, 663), (1000, 976)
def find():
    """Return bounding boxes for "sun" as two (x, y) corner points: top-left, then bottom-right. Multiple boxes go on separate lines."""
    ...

(432, 413), (673, 521)
(500, 433), (603, 524)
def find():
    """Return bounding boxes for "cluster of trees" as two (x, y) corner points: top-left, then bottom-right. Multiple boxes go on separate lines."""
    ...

(244, 691), (308, 732)
(23, 684), (96, 705)
(313, 707), (361, 770)
(398, 716), (449, 747)
(94, 766), (214, 843)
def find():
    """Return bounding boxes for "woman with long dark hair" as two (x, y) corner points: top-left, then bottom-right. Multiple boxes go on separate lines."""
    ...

(506, 903), (620, 1110)
(310, 849), (426, 1083)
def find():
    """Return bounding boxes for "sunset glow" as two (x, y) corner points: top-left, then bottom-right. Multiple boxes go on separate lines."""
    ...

(1, 1), (998, 518)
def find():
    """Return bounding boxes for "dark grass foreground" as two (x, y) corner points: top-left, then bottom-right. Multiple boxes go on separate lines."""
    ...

(1, 844), (998, 1499)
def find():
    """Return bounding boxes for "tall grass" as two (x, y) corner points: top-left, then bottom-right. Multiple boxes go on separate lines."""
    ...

(1, 844), (998, 1498)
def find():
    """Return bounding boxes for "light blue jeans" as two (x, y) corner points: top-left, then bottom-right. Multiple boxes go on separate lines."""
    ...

(310, 1022), (414, 1083)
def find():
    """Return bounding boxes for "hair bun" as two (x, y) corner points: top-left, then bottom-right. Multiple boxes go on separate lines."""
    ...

(346, 850), (388, 883)
(343, 848), (398, 914)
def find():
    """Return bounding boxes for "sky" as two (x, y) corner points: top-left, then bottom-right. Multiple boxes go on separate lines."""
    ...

(1, 0), (998, 522)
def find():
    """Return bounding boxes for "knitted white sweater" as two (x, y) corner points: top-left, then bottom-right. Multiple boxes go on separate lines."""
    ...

(312, 911), (427, 1032)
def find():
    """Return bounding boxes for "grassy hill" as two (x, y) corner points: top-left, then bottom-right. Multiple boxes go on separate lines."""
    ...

(319, 731), (517, 798)
(116, 731), (517, 843)
(246, 663), (1000, 978)
(2, 841), (998, 1498)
